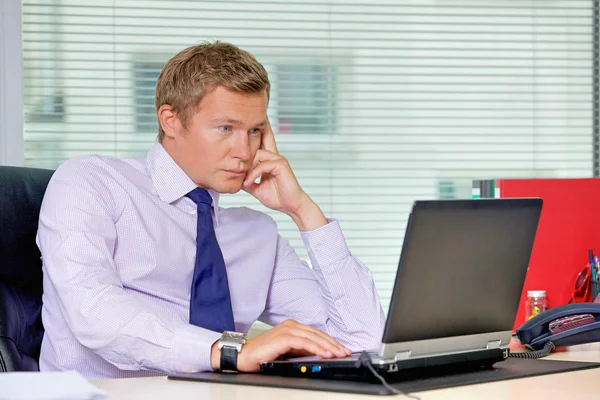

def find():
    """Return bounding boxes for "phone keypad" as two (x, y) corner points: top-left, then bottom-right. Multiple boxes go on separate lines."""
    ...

(549, 314), (595, 334)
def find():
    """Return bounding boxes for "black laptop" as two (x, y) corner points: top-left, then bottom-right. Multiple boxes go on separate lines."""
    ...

(260, 198), (543, 381)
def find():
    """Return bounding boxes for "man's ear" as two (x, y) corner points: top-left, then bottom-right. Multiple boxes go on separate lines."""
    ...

(157, 104), (181, 140)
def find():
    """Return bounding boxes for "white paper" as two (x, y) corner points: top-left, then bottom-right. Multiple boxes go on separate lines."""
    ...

(0, 370), (107, 400)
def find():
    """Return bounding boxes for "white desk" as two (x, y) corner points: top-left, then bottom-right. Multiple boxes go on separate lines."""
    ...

(92, 343), (600, 399)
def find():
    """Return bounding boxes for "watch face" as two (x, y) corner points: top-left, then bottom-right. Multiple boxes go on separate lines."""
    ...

(223, 331), (246, 344)
(224, 331), (245, 338)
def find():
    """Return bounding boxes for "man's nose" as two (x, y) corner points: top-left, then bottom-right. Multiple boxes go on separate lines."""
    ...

(231, 133), (252, 161)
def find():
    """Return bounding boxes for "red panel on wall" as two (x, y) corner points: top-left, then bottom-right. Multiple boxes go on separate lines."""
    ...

(498, 178), (600, 331)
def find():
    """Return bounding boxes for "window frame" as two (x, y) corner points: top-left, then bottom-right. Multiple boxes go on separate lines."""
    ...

(0, 0), (24, 166)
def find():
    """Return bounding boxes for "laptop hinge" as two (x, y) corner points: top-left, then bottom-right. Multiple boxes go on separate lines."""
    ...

(486, 340), (502, 349)
(394, 350), (412, 361)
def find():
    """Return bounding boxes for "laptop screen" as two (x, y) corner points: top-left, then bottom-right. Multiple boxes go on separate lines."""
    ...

(382, 198), (542, 343)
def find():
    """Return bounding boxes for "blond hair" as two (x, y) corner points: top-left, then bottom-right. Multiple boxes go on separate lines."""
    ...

(155, 41), (270, 141)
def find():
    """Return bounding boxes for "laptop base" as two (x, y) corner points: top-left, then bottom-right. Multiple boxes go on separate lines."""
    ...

(260, 348), (507, 383)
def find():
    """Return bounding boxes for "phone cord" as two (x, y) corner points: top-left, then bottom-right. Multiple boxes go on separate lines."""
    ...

(508, 341), (555, 359)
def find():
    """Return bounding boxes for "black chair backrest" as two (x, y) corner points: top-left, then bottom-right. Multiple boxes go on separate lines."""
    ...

(0, 166), (54, 372)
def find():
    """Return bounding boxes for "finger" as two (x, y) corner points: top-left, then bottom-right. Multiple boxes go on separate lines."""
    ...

(242, 181), (259, 197)
(295, 324), (346, 349)
(244, 160), (280, 186)
(286, 336), (335, 359)
(261, 119), (279, 155)
(252, 149), (281, 169)
(291, 323), (347, 351)
(284, 349), (313, 358)
(288, 327), (348, 358)
(283, 320), (349, 351)
(295, 324), (352, 356)
(279, 320), (351, 356)
(251, 149), (280, 171)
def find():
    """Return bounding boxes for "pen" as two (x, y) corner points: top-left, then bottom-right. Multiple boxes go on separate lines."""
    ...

(588, 249), (595, 280)
(594, 256), (600, 302)
(589, 251), (597, 301)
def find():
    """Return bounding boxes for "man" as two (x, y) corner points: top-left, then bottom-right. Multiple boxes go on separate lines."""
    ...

(37, 41), (385, 379)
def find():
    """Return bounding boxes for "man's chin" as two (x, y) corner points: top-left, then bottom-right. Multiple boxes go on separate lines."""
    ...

(214, 182), (244, 194)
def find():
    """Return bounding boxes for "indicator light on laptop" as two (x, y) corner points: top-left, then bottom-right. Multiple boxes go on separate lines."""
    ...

(300, 366), (307, 373)
(311, 365), (322, 373)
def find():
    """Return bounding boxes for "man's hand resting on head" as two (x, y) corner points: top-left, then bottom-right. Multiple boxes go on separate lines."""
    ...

(242, 120), (328, 232)
(210, 319), (352, 372)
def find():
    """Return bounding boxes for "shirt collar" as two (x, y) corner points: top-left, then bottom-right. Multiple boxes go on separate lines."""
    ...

(146, 142), (221, 224)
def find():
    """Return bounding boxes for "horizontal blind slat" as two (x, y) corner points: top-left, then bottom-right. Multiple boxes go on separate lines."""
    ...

(22, 0), (595, 312)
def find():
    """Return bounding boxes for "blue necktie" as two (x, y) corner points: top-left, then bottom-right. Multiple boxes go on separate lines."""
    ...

(186, 187), (235, 333)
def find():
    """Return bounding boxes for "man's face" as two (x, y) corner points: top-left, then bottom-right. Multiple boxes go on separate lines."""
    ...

(163, 86), (267, 193)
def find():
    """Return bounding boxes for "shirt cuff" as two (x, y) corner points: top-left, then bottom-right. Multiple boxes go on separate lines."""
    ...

(301, 219), (351, 267)
(171, 325), (222, 373)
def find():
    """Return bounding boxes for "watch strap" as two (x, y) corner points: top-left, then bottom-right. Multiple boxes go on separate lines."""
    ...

(220, 345), (238, 372)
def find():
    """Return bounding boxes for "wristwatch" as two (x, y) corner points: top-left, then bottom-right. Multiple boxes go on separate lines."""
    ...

(218, 331), (246, 372)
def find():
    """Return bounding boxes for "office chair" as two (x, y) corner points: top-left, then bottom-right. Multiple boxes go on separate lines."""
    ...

(0, 166), (54, 372)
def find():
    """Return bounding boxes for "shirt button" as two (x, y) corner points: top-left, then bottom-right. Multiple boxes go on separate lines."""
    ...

(190, 209), (196, 215)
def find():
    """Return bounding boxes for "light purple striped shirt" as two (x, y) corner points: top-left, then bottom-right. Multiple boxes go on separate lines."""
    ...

(36, 142), (385, 380)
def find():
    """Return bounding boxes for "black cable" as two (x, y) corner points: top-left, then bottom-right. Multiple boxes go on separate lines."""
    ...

(358, 351), (421, 400)
(508, 341), (555, 359)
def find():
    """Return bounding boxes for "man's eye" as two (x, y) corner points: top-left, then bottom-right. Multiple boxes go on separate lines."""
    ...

(218, 126), (231, 133)
(249, 128), (262, 135)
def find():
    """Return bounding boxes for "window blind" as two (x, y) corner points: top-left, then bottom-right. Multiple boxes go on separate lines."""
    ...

(22, 0), (594, 310)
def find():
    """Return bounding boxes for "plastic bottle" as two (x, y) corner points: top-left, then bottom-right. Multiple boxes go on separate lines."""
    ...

(525, 290), (547, 321)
